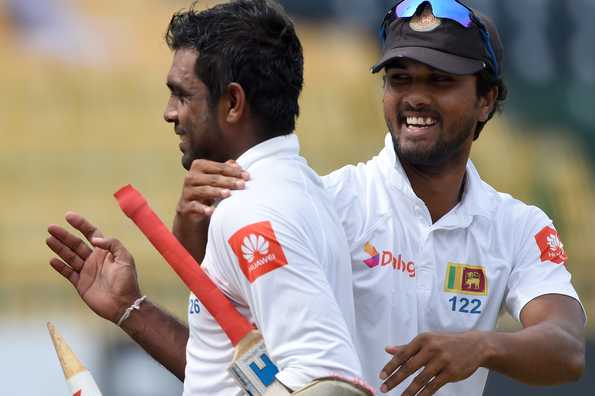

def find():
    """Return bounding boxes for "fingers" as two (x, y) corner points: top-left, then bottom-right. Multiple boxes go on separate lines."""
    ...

(380, 343), (419, 380)
(417, 374), (448, 396)
(65, 211), (104, 241)
(46, 234), (87, 272)
(183, 185), (232, 203)
(401, 365), (442, 396)
(189, 159), (250, 183)
(49, 257), (79, 286)
(91, 237), (129, 259)
(380, 346), (428, 393)
(181, 200), (215, 217)
(185, 173), (246, 191)
(47, 224), (93, 262)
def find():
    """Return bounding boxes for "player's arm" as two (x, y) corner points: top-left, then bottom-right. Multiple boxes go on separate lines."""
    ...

(482, 293), (585, 385)
(379, 295), (584, 395)
(380, 216), (585, 395)
(173, 159), (248, 262)
(46, 212), (188, 380)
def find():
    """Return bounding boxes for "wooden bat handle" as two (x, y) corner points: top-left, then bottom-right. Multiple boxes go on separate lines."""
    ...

(114, 184), (253, 346)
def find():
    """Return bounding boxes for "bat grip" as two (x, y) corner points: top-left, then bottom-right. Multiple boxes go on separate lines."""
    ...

(114, 184), (253, 346)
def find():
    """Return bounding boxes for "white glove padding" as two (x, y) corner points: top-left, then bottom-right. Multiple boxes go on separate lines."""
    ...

(264, 377), (374, 396)
(293, 377), (374, 396)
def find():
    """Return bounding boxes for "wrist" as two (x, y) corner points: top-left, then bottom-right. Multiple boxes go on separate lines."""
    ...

(112, 292), (143, 324)
(479, 331), (505, 369)
(118, 297), (152, 336)
(117, 295), (147, 326)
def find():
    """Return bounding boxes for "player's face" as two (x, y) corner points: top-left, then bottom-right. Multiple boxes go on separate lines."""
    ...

(164, 49), (224, 170)
(383, 59), (489, 167)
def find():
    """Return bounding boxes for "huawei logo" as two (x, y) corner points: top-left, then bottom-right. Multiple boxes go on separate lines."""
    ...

(241, 234), (269, 263)
(535, 226), (567, 265)
(547, 234), (563, 252)
(229, 221), (288, 283)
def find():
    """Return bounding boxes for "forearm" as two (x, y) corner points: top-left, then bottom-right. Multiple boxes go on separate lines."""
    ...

(173, 213), (209, 263)
(481, 321), (585, 385)
(120, 298), (189, 381)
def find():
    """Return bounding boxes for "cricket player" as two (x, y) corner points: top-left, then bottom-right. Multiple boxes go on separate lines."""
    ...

(175, 1), (587, 395)
(46, 1), (371, 395)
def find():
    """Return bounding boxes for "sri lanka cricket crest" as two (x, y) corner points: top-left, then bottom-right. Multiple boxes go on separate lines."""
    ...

(444, 262), (488, 296)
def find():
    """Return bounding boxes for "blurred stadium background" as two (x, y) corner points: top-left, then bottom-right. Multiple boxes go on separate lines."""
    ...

(0, 0), (593, 394)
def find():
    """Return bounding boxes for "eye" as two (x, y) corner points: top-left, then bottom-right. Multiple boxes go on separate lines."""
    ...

(432, 74), (453, 83)
(171, 91), (190, 104)
(388, 73), (410, 85)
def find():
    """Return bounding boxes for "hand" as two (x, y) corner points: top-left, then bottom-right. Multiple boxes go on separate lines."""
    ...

(173, 159), (249, 262)
(46, 212), (142, 324)
(175, 159), (249, 223)
(379, 332), (485, 395)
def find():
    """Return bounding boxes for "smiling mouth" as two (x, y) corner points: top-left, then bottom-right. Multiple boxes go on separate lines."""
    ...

(403, 116), (438, 129)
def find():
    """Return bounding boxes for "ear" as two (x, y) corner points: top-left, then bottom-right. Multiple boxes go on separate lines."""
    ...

(478, 86), (498, 122)
(222, 82), (246, 124)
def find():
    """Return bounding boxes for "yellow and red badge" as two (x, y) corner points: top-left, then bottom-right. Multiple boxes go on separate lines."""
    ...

(444, 263), (487, 296)
(535, 226), (567, 264)
(228, 221), (288, 283)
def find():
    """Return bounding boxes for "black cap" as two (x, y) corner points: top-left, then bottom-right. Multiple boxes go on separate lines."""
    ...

(372, 3), (503, 77)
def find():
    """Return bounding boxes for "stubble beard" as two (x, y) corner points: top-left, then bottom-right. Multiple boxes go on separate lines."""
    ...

(391, 112), (477, 168)
(182, 110), (224, 170)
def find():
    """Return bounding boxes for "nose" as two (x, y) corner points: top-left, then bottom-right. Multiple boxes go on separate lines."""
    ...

(402, 84), (433, 110)
(163, 98), (178, 124)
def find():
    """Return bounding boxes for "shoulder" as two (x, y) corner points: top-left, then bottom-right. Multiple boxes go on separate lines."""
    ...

(321, 149), (394, 247)
(209, 171), (324, 241)
(483, 186), (556, 260)
(491, 190), (552, 231)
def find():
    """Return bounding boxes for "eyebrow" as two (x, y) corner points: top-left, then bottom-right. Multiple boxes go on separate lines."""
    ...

(166, 80), (191, 96)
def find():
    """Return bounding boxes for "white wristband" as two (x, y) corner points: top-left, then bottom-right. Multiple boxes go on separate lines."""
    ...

(117, 295), (147, 327)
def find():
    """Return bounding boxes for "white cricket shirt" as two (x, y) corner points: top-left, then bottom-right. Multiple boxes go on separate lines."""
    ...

(323, 133), (582, 396)
(183, 134), (363, 396)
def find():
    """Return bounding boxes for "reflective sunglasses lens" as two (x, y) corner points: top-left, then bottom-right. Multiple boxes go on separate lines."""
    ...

(395, 0), (423, 17)
(395, 0), (472, 27)
(433, 0), (472, 27)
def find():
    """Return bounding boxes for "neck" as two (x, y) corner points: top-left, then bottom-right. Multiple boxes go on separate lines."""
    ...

(399, 152), (469, 223)
(222, 121), (264, 161)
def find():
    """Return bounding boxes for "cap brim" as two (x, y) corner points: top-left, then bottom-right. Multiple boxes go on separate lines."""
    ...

(371, 47), (486, 75)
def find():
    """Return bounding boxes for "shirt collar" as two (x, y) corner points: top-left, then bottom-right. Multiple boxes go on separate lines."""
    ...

(235, 133), (299, 170)
(378, 133), (494, 220)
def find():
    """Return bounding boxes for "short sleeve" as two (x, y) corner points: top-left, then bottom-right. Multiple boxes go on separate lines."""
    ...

(204, 198), (362, 390)
(504, 207), (583, 321)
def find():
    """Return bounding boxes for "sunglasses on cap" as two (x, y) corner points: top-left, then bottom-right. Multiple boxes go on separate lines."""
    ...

(379, 0), (500, 76)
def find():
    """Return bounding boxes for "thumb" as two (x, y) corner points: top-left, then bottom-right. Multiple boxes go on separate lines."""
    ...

(91, 237), (128, 258)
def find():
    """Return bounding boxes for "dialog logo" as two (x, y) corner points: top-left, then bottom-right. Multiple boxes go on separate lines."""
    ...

(229, 221), (288, 283)
(362, 241), (415, 277)
(363, 242), (380, 268)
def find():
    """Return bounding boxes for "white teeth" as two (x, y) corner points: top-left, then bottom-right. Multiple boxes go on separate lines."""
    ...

(405, 116), (436, 126)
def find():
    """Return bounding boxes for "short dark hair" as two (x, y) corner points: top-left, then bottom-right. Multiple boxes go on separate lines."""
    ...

(165, 0), (304, 138)
(474, 71), (508, 140)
